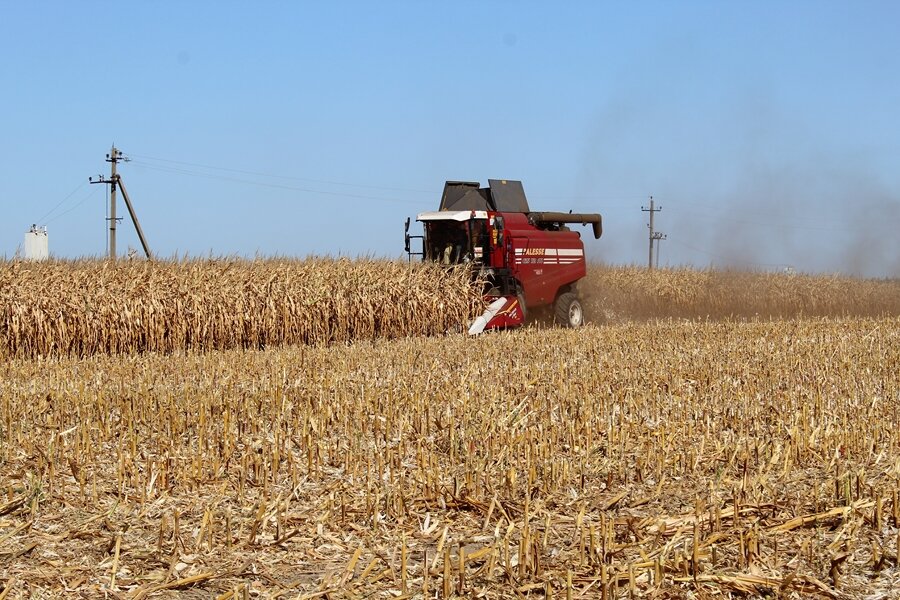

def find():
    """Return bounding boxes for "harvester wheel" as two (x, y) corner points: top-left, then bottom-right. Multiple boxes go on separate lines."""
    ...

(554, 292), (584, 328)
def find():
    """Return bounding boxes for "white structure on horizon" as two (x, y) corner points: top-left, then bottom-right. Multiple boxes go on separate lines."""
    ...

(24, 225), (49, 261)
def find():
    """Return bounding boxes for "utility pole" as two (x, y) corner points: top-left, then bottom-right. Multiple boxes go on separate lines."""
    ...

(641, 196), (666, 270)
(108, 146), (118, 259)
(90, 146), (128, 258)
(90, 146), (152, 259)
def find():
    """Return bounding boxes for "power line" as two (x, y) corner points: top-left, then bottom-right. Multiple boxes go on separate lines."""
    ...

(44, 186), (102, 225)
(35, 180), (89, 224)
(128, 161), (432, 205)
(130, 151), (643, 207)
(127, 152), (436, 195)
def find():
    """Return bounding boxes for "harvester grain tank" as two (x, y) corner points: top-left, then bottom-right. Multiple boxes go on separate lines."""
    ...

(405, 179), (601, 333)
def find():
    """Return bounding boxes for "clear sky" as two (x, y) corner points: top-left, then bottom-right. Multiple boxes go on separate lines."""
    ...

(2, 2), (898, 276)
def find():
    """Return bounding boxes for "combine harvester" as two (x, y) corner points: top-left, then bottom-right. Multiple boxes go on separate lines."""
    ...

(405, 179), (602, 334)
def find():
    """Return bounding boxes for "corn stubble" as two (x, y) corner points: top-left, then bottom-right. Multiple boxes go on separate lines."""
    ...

(2, 315), (899, 598)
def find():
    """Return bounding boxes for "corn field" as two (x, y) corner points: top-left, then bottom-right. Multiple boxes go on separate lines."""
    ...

(0, 258), (480, 358)
(2, 258), (899, 359)
(1, 314), (899, 598)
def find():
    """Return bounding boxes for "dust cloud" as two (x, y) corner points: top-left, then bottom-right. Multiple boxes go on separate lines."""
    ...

(576, 91), (900, 278)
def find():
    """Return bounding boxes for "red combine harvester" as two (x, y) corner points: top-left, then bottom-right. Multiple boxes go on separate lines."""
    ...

(405, 179), (602, 334)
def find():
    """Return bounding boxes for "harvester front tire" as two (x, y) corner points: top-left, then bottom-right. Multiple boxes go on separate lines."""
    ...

(554, 292), (584, 328)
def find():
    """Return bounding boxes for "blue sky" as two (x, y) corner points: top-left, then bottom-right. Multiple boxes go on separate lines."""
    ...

(2, 2), (898, 276)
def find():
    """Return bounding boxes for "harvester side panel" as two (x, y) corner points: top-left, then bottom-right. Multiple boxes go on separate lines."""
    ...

(501, 212), (587, 308)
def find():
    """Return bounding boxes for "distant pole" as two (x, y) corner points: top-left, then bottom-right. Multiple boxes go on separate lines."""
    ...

(90, 146), (130, 259)
(108, 145), (119, 259)
(642, 197), (665, 270)
(648, 197), (655, 268)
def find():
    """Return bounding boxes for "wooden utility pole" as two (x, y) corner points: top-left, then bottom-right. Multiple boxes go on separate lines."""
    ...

(642, 197), (666, 270)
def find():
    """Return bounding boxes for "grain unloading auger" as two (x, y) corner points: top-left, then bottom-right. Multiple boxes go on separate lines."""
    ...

(404, 179), (601, 334)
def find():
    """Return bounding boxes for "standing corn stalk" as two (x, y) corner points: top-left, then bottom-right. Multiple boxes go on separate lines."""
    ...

(0, 257), (483, 359)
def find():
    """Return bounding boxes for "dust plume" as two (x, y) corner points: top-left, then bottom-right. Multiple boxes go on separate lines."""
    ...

(577, 87), (900, 277)
(578, 264), (900, 324)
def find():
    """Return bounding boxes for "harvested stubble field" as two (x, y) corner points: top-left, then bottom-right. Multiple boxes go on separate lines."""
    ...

(2, 314), (900, 599)
(2, 259), (900, 599)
